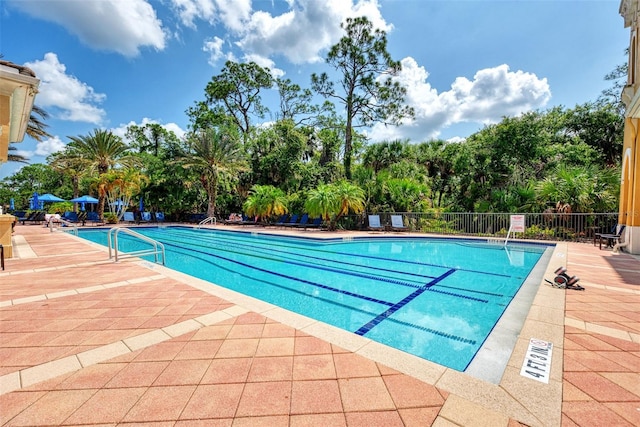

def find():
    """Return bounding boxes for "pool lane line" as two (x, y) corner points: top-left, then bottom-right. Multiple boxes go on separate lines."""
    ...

(174, 227), (520, 279)
(149, 228), (442, 282)
(354, 269), (467, 339)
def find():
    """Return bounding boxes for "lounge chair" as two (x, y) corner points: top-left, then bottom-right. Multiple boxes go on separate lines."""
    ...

(368, 214), (385, 232)
(221, 213), (242, 225)
(154, 212), (165, 223)
(597, 225), (626, 250)
(300, 216), (323, 230)
(241, 215), (259, 226)
(86, 212), (104, 226)
(12, 211), (27, 221)
(20, 211), (46, 225)
(280, 214), (299, 228)
(270, 214), (289, 227)
(390, 215), (408, 232)
(290, 213), (309, 228)
(140, 212), (152, 223)
(123, 211), (136, 224)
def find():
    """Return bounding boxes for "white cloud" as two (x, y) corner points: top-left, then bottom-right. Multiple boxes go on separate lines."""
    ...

(9, 0), (166, 57)
(368, 58), (551, 142)
(236, 0), (390, 66)
(25, 53), (107, 124)
(111, 118), (187, 143)
(35, 136), (66, 157)
(186, 0), (388, 68)
(203, 36), (225, 65)
(170, 0), (251, 30)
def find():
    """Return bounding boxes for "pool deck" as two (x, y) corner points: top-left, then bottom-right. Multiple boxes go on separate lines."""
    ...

(0, 223), (638, 426)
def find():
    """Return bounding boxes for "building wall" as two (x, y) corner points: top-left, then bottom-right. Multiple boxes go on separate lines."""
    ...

(619, 0), (640, 253)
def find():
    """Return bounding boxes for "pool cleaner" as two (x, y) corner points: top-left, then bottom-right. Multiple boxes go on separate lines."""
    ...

(545, 267), (585, 290)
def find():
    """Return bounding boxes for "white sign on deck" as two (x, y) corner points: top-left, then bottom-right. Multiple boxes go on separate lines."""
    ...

(520, 338), (553, 384)
(510, 215), (526, 233)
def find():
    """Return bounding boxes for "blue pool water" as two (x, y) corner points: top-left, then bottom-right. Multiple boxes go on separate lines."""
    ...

(76, 226), (548, 371)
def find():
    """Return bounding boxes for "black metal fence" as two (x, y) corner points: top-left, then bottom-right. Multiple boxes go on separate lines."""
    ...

(337, 212), (621, 242)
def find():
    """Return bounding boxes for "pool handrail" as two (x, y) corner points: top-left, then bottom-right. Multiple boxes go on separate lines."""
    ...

(107, 226), (165, 265)
(197, 216), (216, 228)
(48, 217), (78, 236)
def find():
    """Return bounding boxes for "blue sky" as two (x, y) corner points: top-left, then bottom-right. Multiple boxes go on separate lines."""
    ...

(0, 0), (629, 179)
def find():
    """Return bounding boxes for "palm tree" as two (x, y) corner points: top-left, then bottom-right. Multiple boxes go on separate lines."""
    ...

(96, 169), (148, 220)
(66, 129), (139, 218)
(243, 185), (288, 222)
(334, 180), (365, 219)
(178, 128), (247, 217)
(48, 150), (85, 202)
(305, 184), (338, 225)
(7, 143), (30, 164)
(26, 105), (52, 141)
(305, 181), (365, 230)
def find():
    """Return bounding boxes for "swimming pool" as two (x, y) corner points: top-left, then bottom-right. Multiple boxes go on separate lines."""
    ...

(76, 226), (550, 372)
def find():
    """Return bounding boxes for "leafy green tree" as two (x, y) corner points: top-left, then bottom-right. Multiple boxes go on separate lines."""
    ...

(248, 119), (306, 192)
(177, 127), (247, 217)
(563, 102), (624, 166)
(66, 129), (139, 218)
(195, 61), (273, 142)
(126, 123), (175, 157)
(275, 78), (332, 126)
(0, 163), (65, 209)
(242, 185), (288, 222)
(311, 16), (414, 179)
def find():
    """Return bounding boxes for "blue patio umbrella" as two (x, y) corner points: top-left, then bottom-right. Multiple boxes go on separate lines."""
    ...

(38, 193), (65, 203)
(70, 195), (99, 211)
(70, 195), (99, 203)
(30, 192), (40, 210)
(10, 198), (14, 210)
(139, 196), (144, 213)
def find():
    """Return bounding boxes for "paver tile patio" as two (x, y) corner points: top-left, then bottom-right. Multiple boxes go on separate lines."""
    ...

(1, 225), (638, 426)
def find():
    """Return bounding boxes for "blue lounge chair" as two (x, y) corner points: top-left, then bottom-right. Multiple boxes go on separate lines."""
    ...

(280, 214), (299, 228)
(271, 214), (289, 227)
(241, 215), (259, 226)
(291, 214), (309, 228)
(154, 212), (165, 223)
(86, 212), (103, 226)
(123, 212), (136, 223)
(140, 212), (152, 223)
(300, 216), (323, 230)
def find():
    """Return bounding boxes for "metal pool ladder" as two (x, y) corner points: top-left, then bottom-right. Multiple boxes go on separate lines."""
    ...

(198, 216), (216, 228)
(107, 227), (165, 265)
